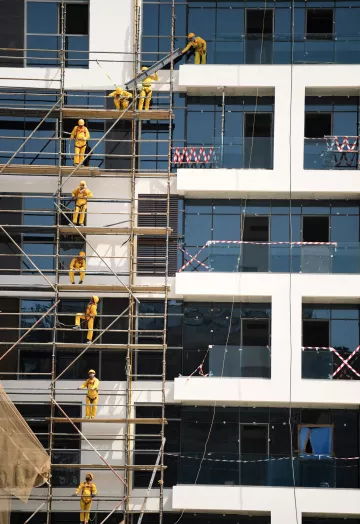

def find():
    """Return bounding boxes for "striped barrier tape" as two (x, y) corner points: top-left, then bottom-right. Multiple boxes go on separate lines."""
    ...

(172, 146), (216, 165)
(302, 345), (360, 379)
(177, 245), (212, 271)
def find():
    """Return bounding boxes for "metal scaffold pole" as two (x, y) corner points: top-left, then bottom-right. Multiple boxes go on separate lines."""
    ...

(47, 1), (66, 522)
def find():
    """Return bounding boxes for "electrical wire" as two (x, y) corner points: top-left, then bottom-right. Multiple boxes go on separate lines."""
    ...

(172, 6), (269, 523)
(288, 0), (299, 522)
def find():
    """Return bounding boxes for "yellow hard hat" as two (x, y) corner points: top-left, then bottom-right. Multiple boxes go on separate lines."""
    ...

(116, 87), (122, 94)
(78, 119), (85, 126)
(188, 32), (195, 39)
(80, 180), (86, 186)
(92, 296), (99, 304)
(141, 66), (148, 71)
(88, 369), (96, 375)
(79, 251), (85, 257)
(86, 473), (94, 480)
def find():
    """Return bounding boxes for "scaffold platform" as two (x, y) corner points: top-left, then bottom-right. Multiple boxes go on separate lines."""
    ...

(48, 418), (167, 424)
(59, 226), (172, 236)
(0, 164), (171, 178)
(0, 106), (172, 120)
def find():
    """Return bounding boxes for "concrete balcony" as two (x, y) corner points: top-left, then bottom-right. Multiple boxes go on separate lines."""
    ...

(173, 485), (360, 520)
(175, 272), (360, 407)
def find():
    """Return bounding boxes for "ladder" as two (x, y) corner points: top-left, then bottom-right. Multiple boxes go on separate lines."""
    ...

(125, 48), (183, 90)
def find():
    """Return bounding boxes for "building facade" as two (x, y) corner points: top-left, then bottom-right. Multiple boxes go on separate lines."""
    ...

(1, 1), (360, 524)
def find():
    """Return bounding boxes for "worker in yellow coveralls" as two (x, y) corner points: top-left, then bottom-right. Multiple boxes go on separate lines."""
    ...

(78, 369), (100, 419)
(109, 87), (133, 110)
(72, 472), (97, 523)
(73, 296), (99, 342)
(69, 251), (86, 284)
(138, 67), (159, 111)
(70, 119), (90, 166)
(182, 33), (207, 64)
(72, 180), (93, 226)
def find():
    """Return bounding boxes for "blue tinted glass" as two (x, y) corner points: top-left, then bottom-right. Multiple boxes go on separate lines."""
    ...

(185, 199), (213, 213)
(66, 36), (89, 68)
(332, 307), (359, 320)
(26, 36), (59, 67)
(185, 214), (212, 246)
(188, 8), (216, 42)
(330, 215), (359, 243)
(213, 215), (241, 240)
(213, 200), (241, 214)
(271, 215), (290, 242)
(27, 2), (58, 34)
(331, 319), (359, 351)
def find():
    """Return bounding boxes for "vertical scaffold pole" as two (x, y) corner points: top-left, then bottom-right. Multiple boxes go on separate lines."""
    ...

(47, 2), (66, 523)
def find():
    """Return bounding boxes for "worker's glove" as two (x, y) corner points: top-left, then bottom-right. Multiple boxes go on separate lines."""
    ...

(71, 494), (77, 497)
(91, 494), (96, 498)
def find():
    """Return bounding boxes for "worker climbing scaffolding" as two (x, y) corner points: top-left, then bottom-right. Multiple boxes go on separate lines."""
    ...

(72, 181), (93, 226)
(109, 87), (133, 110)
(182, 33), (207, 64)
(70, 119), (90, 166)
(69, 251), (86, 284)
(138, 67), (159, 111)
(78, 369), (100, 419)
(73, 295), (99, 342)
(72, 472), (97, 523)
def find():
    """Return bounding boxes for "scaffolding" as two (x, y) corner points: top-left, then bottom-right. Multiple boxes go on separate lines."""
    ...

(0, 0), (175, 522)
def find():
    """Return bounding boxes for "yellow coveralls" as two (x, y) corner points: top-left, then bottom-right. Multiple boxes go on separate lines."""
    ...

(70, 125), (90, 165)
(75, 481), (97, 522)
(72, 186), (93, 225)
(183, 36), (207, 64)
(75, 299), (98, 341)
(109, 88), (133, 110)
(69, 256), (86, 284)
(138, 72), (159, 111)
(79, 377), (100, 418)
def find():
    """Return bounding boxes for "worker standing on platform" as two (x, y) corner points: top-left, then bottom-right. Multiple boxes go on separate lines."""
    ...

(73, 295), (99, 342)
(109, 87), (133, 110)
(138, 67), (159, 111)
(72, 180), (93, 226)
(70, 119), (90, 166)
(73, 472), (97, 523)
(78, 369), (100, 419)
(69, 251), (86, 284)
(182, 33), (207, 64)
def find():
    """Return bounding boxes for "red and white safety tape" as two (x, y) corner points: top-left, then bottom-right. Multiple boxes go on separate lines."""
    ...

(302, 345), (360, 378)
(172, 146), (215, 164)
(177, 245), (212, 271)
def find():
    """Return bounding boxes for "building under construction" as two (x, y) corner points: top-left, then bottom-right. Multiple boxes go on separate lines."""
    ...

(3, 1), (360, 524)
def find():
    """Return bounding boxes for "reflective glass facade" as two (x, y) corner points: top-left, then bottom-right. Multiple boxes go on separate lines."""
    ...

(142, 0), (360, 66)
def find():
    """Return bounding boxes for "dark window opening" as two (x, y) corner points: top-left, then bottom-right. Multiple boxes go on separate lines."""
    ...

(242, 319), (269, 346)
(305, 113), (332, 138)
(240, 425), (268, 454)
(306, 9), (333, 40)
(245, 113), (272, 138)
(63, 4), (89, 35)
(303, 320), (330, 347)
(243, 216), (269, 241)
(303, 216), (329, 242)
(246, 10), (273, 35)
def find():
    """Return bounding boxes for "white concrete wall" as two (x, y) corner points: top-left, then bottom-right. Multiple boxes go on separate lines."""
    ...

(0, 0), (133, 90)
(173, 485), (360, 521)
